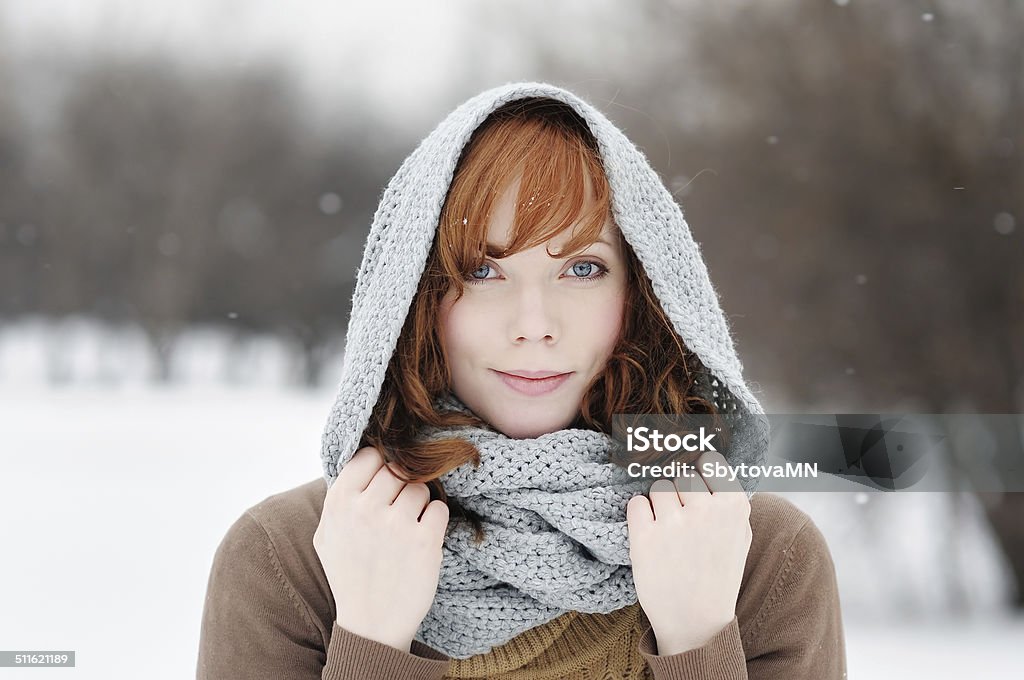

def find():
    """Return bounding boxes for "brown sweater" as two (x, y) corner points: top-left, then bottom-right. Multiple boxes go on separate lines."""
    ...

(197, 479), (846, 679)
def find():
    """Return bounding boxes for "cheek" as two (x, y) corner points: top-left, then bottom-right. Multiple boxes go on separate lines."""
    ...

(592, 288), (626, 351)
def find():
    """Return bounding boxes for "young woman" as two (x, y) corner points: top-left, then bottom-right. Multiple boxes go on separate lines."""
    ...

(197, 83), (847, 679)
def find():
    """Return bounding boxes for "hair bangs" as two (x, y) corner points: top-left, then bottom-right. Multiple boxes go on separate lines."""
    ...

(437, 99), (613, 299)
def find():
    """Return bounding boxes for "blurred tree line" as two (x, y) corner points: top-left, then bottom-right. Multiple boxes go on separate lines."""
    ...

(0, 0), (1021, 602)
(0, 50), (394, 384)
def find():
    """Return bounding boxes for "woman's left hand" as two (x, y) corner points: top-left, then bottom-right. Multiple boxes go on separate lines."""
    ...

(626, 450), (753, 656)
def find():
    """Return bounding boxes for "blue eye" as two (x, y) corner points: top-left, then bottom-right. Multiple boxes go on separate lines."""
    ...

(566, 260), (610, 281)
(468, 264), (493, 281)
(570, 261), (596, 277)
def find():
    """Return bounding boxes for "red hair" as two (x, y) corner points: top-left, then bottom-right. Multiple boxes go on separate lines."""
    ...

(359, 97), (719, 540)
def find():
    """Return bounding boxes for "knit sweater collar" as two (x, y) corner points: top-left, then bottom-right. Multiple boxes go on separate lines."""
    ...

(444, 604), (647, 678)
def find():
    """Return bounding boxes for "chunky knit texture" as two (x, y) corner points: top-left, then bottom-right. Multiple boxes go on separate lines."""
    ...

(413, 392), (651, 657)
(319, 81), (772, 659)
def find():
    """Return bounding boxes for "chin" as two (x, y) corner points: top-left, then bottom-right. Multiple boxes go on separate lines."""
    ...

(495, 413), (574, 439)
(501, 425), (553, 440)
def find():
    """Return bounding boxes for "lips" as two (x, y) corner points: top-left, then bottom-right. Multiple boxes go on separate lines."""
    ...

(499, 369), (571, 379)
(493, 369), (573, 396)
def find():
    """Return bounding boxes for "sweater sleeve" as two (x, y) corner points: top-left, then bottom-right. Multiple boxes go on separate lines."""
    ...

(196, 510), (451, 680)
(636, 518), (846, 680)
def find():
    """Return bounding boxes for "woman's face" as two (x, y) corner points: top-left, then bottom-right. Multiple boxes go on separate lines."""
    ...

(438, 177), (628, 438)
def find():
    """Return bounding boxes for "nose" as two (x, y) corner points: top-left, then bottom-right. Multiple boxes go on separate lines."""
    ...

(508, 283), (560, 344)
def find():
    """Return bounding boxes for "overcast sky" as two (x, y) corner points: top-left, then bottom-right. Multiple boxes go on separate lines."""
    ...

(0, 0), (498, 133)
(0, 0), (684, 135)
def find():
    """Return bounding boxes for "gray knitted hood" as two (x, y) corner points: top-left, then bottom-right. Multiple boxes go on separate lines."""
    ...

(320, 81), (770, 492)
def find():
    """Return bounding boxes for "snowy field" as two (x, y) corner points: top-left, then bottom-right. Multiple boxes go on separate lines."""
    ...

(0, 319), (1021, 678)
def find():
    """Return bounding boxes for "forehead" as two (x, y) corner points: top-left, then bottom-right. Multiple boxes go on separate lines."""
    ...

(484, 174), (619, 251)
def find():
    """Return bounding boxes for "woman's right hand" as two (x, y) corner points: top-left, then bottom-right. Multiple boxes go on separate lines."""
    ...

(313, 446), (450, 652)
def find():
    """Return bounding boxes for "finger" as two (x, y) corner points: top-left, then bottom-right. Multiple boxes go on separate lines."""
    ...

(647, 478), (681, 520)
(419, 499), (450, 540)
(694, 451), (746, 495)
(675, 461), (712, 506)
(392, 482), (431, 518)
(333, 446), (386, 495)
(626, 494), (655, 529)
(364, 460), (408, 504)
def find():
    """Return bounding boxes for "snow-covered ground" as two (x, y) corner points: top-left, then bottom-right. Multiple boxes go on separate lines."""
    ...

(0, 319), (1021, 678)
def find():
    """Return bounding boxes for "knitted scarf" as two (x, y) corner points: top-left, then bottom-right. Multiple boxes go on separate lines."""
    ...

(320, 81), (772, 659)
(413, 391), (650, 658)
